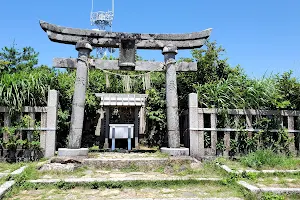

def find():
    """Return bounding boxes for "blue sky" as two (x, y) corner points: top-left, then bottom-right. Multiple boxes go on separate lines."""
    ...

(1, 0), (300, 78)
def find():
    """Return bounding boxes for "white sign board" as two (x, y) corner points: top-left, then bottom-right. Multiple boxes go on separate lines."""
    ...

(109, 124), (134, 139)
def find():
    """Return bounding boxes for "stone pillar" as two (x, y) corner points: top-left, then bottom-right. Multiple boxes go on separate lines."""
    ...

(40, 112), (47, 151)
(189, 93), (200, 157)
(162, 45), (180, 148)
(45, 90), (58, 158)
(134, 107), (140, 149)
(68, 41), (92, 149)
(288, 116), (296, 155)
(104, 107), (110, 149)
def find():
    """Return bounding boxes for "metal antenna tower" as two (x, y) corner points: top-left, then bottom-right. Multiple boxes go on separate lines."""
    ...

(90, 0), (115, 57)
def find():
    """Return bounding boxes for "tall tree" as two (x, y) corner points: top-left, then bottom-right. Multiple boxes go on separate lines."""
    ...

(0, 43), (39, 73)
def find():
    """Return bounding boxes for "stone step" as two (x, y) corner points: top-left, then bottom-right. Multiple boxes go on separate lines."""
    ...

(51, 152), (196, 170)
(13, 178), (244, 200)
(29, 177), (221, 184)
(82, 157), (195, 169)
(116, 198), (243, 200)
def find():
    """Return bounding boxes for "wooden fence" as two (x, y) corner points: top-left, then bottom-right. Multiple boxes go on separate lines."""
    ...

(180, 93), (300, 158)
(0, 90), (58, 159)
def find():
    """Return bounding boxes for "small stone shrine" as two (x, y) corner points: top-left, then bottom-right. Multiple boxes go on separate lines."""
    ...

(95, 93), (147, 150)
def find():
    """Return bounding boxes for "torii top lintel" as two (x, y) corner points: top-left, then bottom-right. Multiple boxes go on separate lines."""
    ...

(40, 21), (212, 50)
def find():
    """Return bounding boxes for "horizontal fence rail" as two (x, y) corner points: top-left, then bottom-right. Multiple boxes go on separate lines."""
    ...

(0, 107), (47, 113)
(198, 108), (300, 116)
(192, 128), (300, 133)
(181, 93), (300, 159)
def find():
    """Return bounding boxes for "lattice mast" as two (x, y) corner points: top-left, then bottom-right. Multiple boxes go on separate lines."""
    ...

(90, 0), (115, 56)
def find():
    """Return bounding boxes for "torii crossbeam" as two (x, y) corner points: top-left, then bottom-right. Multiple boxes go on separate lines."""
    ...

(40, 20), (212, 157)
(40, 21), (211, 50)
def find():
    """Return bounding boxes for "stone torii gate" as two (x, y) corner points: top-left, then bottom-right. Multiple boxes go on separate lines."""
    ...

(40, 21), (212, 156)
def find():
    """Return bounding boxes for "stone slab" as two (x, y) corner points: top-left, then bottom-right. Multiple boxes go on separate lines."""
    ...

(58, 148), (89, 157)
(160, 148), (189, 156)
(39, 163), (76, 172)
(218, 163), (300, 174)
(10, 166), (27, 176)
(216, 164), (233, 173)
(29, 177), (221, 184)
(0, 181), (15, 199)
(238, 180), (300, 195)
(237, 181), (260, 193)
(260, 187), (300, 194)
(119, 199), (242, 200)
(82, 156), (193, 169)
(0, 173), (8, 178)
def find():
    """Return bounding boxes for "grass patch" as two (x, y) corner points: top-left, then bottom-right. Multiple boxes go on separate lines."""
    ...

(12, 163), (39, 185)
(0, 162), (25, 173)
(240, 150), (300, 170)
(117, 160), (224, 178)
(4, 180), (246, 199)
(119, 164), (140, 173)
(258, 193), (300, 200)
(38, 165), (88, 178)
(0, 177), (6, 185)
(216, 150), (300, 171)
(144, 151), (169, 158)
(284, 194), (300, 200)
(246, 173), (300, 188)
(176, 161), (226, 177)
(216, 157), (249, 170)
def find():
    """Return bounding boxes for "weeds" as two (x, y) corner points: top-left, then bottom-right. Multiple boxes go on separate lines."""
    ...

(240, 149), (300, 170)
(261, 193), (285, 200)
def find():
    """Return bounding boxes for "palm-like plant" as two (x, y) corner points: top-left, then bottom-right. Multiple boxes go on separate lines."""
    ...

(0, 68), (55, 113)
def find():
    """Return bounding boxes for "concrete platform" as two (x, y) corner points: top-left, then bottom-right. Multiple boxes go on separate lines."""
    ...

(160, 147), (189, 156)
(58, 148), (89, 157)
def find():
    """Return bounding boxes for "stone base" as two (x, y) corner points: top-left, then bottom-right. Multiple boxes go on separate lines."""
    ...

(160, 147), (189, 156)
(58, 148), (89, 157)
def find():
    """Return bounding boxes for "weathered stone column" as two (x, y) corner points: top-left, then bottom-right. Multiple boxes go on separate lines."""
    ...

(163, 45), (180, 148)
(68, 41), (92, 149)
(189, 93), (200, 158)
(45, 90), (58, 158)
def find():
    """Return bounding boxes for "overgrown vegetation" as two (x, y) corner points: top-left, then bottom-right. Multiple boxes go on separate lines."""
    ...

(219, 116), (294, 156)
(1, 41), (300, 151)
(217, 150), (300, 170)
(240, 149), (300, 170)
(0, 115), (43, 162)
